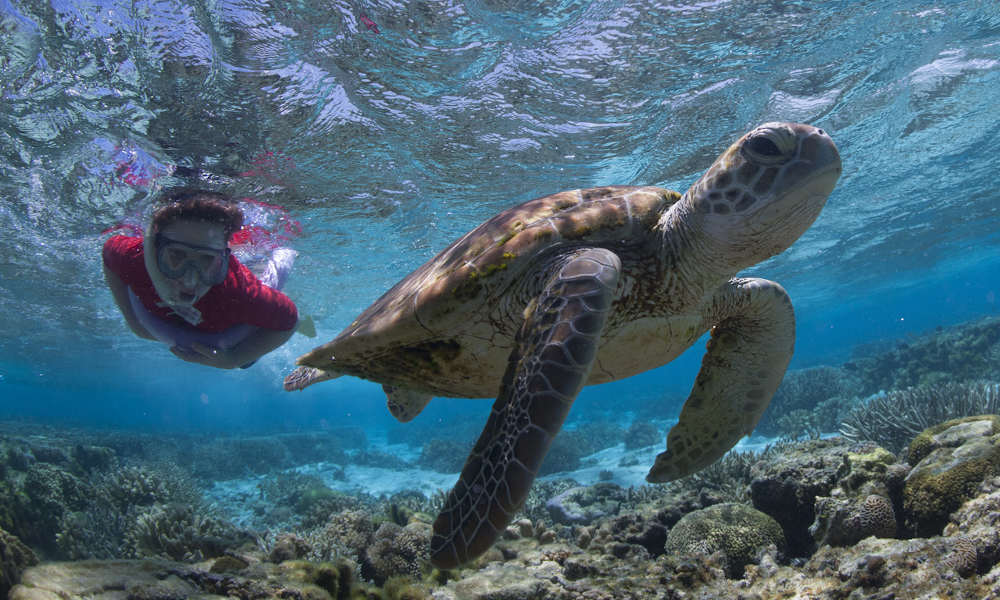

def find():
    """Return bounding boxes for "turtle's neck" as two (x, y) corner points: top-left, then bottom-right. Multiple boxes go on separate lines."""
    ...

(655, 196), (740, 311)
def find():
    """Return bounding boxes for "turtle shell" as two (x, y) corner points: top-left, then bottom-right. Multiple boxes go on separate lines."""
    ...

(295, 185), (680, 395)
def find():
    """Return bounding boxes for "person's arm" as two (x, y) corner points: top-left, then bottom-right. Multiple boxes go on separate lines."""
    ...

(172, 325), (295, 369)
(171, 261), (298, 369)
(103, 264), (157, 340)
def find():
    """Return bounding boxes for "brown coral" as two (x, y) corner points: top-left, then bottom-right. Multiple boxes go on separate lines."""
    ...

(0, 528), (37, 596)
(316, 510), (375, 559)
(855, 494), (896, 539)
(945, 536), (979, 577)
(362, 522), (430, 585)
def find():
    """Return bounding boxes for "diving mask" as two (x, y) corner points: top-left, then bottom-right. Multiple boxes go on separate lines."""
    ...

(155, 234), (231, 286)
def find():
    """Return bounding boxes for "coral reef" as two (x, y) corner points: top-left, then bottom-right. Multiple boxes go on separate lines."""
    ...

(0, 528), (37, 597)
(70, 445), (116, 473)
(57, 462), (204, 561)
(102, 464), (201, 511)
(902, 415), (1000, 536)
(538, 421), (624, 476)
(417, 439), (467, 473)
(307, 509), (376, 562)
(253, 471), (359, 529)
(747, 438), (852, 556)
(806, 442), (907, 548)
(623, 421), (659, 450)
(678, 445), (781, 503)
(187, 437), (293, 480)
(350, 449), (413, 470)
(362, 522), (430, 585)
(298, 509), (432, 589)
(278, 429), (364, 463)
(664, 503), (785, 578)
(538, 435), (587, 475)
(23, 463), (89, 539)
(268, 533), (311, 563)
(10, 557), (363, 600)
(387, 417), (481, 451)
(182, 430), (358, 481)
(10, 414), (1000, 599)
(582, 512), (667, 558)
(411, 419), (623, 478)
(944, 476), (1000, 575)
(810, 493), (897, 547)
(799, 536), (992, 597)
(839, 380), (1000, 452)
(545, 483), (626, 526)
(512, 477), (579, 524)
(757, 365), (863, 439)
(845, 315), (1000, 393)
(8, 313), (1000, 600)
(124, 502), (253, 561)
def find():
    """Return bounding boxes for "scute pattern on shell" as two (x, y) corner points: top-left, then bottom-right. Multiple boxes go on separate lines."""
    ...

(411, 186), (679, 329)
(294, 186), (680, 384)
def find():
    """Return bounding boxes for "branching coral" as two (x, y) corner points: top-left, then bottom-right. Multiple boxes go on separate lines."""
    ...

(757, 366), (863, 438)
(53, 462), (203, 560)
(10, 463), (90, 555)
(839, 381), (1000, 453)
(124, 502), (252, 561)
(516, 478), (578, 524)
(190, 437), (293, 480)
(255, 471), (361, 529)
(679, 445), (787, 503)
(100, 463), (199, 511)
(55, 505), (129, 560)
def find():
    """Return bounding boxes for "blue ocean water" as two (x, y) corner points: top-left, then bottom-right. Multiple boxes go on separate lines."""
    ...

(0, 0), (998, 441)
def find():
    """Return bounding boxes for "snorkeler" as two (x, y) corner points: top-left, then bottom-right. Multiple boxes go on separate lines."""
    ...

(102, 188), (298, 369)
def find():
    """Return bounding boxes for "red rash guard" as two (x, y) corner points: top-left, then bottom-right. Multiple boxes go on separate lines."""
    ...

(103, 235), (297, 332)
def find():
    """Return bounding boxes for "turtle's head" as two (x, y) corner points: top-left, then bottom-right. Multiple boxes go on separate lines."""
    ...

(683, 122), (841, 268)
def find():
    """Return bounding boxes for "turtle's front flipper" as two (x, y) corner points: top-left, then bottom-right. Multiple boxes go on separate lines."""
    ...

(647, 277), (795, 483)
(283, 366), (338, 391)
(430, 248), (621, 569)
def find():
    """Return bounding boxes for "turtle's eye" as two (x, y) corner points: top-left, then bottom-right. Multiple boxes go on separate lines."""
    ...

(741, 126), (794, 165)
(746, 136), (782, 158)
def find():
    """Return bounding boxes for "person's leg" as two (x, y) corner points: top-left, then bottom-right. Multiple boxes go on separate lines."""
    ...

(256, 247), (297, 290)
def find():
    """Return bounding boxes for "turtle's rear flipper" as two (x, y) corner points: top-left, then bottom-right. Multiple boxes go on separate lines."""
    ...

(429, 248), (621, 569)
(383, 384), (432, 422)
(646, 277), (795, 483)
(283, 366), (338, 391)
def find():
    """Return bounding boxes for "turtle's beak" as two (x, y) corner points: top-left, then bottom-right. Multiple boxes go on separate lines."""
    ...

(750, 128), (841, 252)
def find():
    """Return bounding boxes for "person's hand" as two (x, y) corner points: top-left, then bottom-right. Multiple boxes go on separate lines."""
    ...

(170, 342), (241, 369)
(158, 302), (204, 326)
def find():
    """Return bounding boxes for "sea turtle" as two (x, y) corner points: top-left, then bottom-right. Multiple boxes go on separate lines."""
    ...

(284, 122), (841, 568)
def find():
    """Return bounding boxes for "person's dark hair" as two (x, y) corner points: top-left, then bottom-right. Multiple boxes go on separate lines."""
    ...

(149, 188), (244, 239)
